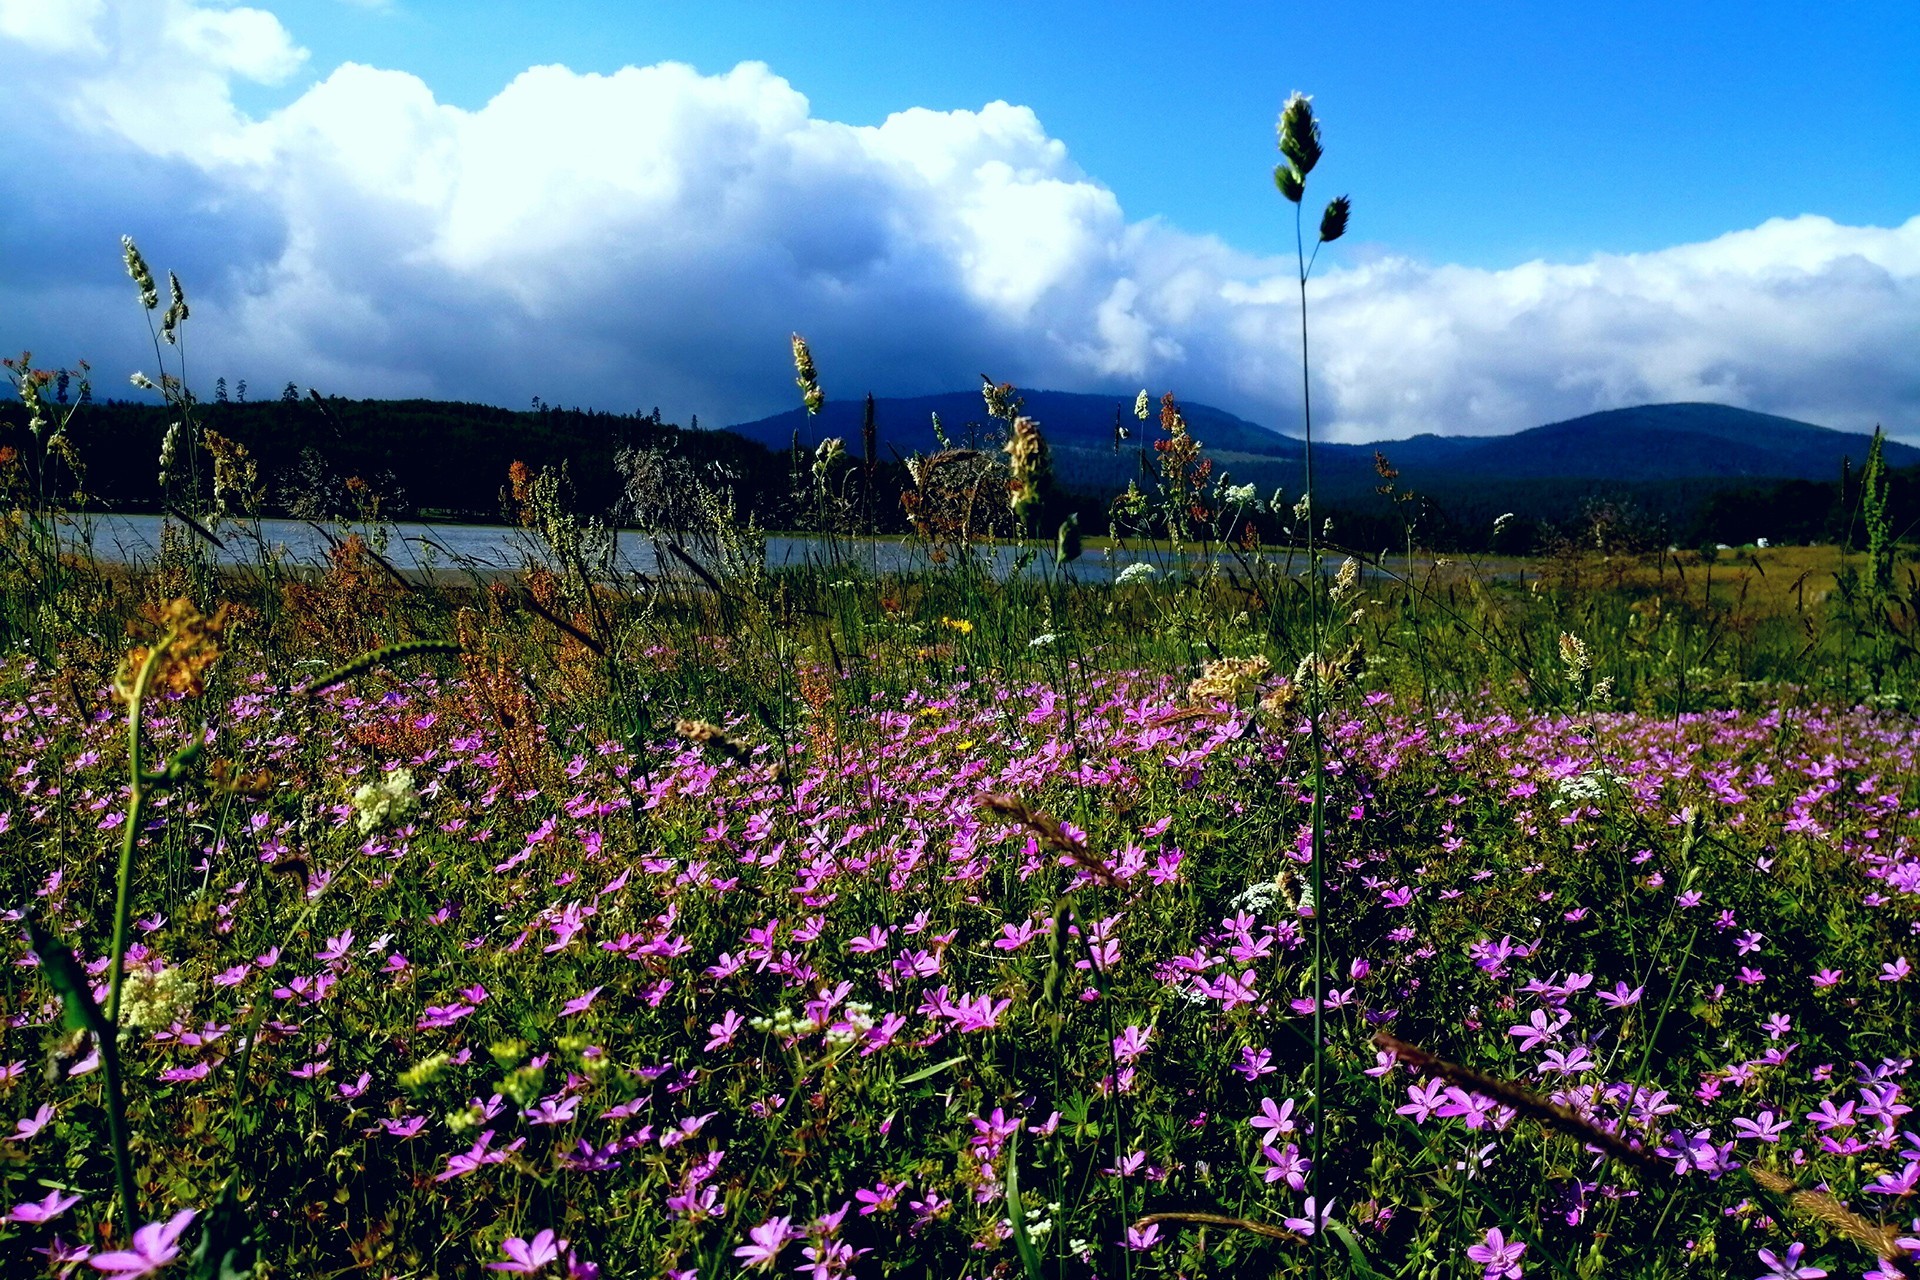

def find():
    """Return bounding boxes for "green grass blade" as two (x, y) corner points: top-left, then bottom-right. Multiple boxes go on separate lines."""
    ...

(1004, 1130), (1047, 1280)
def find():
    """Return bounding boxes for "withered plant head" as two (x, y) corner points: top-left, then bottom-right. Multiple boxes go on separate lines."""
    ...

(1158, 391), (1187, 439)
(204, 430), (262, 514)
(114, 598), (230, 702)
(981, 376), (1023, 424)
(1374, 1032), (1668, 1178)
(208, 759), (275, 797)
(976, 793), (1123, 889)
(1745, 1166), (1916, 1272)
(1187, 654), (1272, 706)
(676, 718), (756, 767)
(1003, 416), (1050, 524)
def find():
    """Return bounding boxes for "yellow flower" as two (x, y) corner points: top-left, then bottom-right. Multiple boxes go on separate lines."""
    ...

(941, 616), (974, 634)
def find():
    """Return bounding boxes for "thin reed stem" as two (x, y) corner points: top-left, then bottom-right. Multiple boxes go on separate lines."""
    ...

(1293, 169), (1331, 1280)
(99, 637), (171, 1233)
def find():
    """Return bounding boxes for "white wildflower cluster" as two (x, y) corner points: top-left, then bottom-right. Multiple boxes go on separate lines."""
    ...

(1229, 879), (1282, 916)
(1222, 482), (1259, 508)
(1236, 870), (1303, 917)
(1552, 767), (1620, 809)
(1029, 633), (1060, 649)
(751, 1002), (877, 1046)
(824, 1002), (875, 1048)
(118, 965), (197, 1038)
(1021, 1201), (1061, 1241)
(749, 1008), (819, 1037)
(1115, 562), (1158, 587)
(351, 766), (419, 834)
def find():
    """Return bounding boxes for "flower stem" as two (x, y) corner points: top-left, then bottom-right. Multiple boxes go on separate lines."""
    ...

(101, 636), (170, 1233)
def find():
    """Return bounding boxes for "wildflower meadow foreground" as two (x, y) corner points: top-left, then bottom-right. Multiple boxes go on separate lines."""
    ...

(2, 596), (1918, 1278)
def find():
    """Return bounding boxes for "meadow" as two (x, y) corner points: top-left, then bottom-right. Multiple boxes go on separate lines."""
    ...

(3, 101), (1919, 1280)
(3, 439), (1920, 1280)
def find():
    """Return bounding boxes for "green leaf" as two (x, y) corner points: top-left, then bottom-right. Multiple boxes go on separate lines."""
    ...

(191, 1176), (257, 1280)
(1055, 514), (1081, 565)
(26, 919), (111, 1041)
(1004, 1131), (1046, 1280)
(898, 1055), (967, 1085)
(1326, 1221), (1392, 1280)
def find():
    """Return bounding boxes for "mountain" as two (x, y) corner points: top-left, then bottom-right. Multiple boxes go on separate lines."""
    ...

(1373, 404), (1920, 482)
(724, 396), (1910, 495)
(725, 389), (1300, 462)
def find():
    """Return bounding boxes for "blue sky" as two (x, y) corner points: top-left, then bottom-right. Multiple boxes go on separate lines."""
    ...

(2, 0), (1917, 440)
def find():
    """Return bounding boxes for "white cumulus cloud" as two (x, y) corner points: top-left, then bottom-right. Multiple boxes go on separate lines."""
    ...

(1, 0), (1914, 443)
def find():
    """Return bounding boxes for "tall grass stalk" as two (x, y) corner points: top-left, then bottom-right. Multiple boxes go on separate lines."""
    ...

(1275, 90), (1349, 1273)
(92, 601), (223, 1232)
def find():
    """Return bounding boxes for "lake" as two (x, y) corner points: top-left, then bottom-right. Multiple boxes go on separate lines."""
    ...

(45, 513), (1251, 583)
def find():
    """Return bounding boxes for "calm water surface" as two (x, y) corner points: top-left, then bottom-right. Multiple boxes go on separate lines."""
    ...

(55, 514), (1251, 582)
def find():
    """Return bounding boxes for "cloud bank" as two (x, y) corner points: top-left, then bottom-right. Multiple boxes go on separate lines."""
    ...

(2, 0), (1915, 442)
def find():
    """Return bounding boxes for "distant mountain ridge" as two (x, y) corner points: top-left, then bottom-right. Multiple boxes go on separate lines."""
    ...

(1364, 403), (1919, 482)
(724, 395), (1913, 491)
(724, 388), (1299, 460)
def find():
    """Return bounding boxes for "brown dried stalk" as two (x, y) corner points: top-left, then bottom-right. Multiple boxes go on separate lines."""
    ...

(1373, 1032), (1668, 1177)
(517, 588), (606, 656)
(1130, 1211), (1306, 1246)
(1747, 1166), (1916, 1276)
(1374, 1033), (1918, 1277)
(975, 793), (1124, 888)
(675, 719), (757, 766)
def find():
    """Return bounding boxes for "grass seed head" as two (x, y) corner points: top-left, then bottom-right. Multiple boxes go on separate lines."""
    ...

(1319, 194), (1351, 243)
(791, 333), (824, 415)
(121, 235), (158, 311)
(1278, 92), (1322, 177)
(161, 270), (189, 344)
(1559, 631), (1592, 685)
